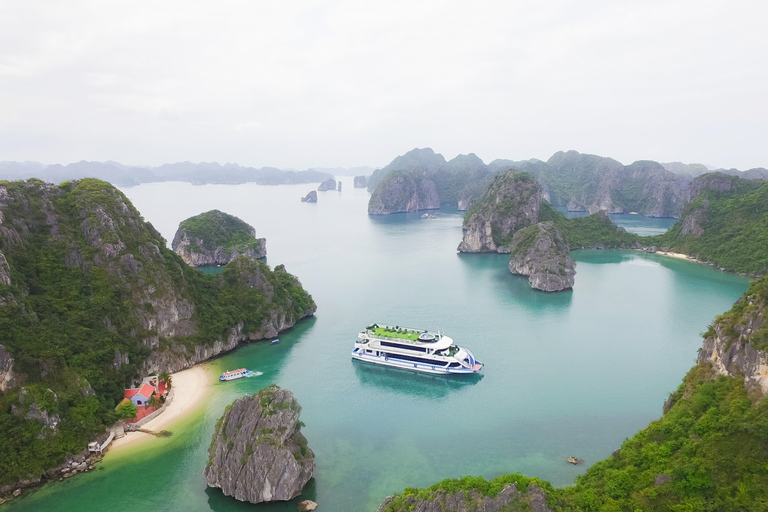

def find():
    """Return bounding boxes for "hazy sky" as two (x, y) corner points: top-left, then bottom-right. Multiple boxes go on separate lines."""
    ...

(1, 1), (767, 169)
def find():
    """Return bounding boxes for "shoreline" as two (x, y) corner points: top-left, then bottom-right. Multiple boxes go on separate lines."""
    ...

(107, 364), (212, 453)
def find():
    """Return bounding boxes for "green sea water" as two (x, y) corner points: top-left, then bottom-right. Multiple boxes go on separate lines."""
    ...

(11, 180), (749, 512)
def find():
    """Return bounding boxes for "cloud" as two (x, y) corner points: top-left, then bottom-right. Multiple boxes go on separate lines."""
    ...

(1, 0), (767, 169)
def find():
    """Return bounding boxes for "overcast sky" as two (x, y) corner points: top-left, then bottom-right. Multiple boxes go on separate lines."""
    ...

(1, 1), (767, 170)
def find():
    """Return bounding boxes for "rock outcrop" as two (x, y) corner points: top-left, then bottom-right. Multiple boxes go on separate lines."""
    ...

(0, 344), (15, 391)
(0, 250), (11, 285)
(172, 210), (266, 266)
(317, 178), (337, 191)
(508, 222), (576, 292)
(337, 181), (342, 191)
(367, 149), (492, 212)
(697, 276), (768, 397)
(205, 386), (315, 503)
(353, 175), (368, 188)
(301, 191), (317, 203)
(378, 483), (553, 512)
(458, 170), (541, 253)
(367, 170), (439, 214)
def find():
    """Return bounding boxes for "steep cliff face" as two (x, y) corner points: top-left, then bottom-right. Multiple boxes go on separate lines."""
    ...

(0, 178), (316, 487)
(367, 149), (492, 211)
(353, 175), (368, 188)
(0, 344), (15, 391)
(508, 222), (575, 292)
(367, 171), (439, 214)
(491, 151), (692, 217)
(172, 210), (266, 266)
(698, 276), (768, 397)
(205, 386), (315, 503)
(458, 171), (541, 252)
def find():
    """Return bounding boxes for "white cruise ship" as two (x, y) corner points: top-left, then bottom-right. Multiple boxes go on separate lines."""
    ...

(351, 324), (483, 375)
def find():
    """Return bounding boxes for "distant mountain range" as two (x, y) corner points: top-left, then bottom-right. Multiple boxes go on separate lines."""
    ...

(367, 148), (768, 218)
(0, 161), (346, 187)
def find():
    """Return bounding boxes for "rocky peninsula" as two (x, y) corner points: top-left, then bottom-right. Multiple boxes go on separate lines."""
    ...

(205, 386), (315, 503)
(508, 222), (575, 292)
(0, 179), (316, 492)
(172, 210), (266, 266)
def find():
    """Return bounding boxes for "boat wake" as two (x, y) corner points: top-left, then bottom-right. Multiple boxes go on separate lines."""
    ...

(245, 371), (263, 377)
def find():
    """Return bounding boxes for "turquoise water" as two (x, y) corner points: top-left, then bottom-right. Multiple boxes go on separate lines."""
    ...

(12, 181), (748, 511)
(554, 206), (677, 236)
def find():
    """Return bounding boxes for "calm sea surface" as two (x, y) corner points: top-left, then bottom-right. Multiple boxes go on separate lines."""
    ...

(12, 181), (748, 512)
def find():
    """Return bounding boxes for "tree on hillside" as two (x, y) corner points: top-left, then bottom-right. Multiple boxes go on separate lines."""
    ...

(115, 400), (138, 420)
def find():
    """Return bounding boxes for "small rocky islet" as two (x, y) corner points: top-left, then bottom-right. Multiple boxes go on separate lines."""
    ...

(172, 209), (266, 266)
(301, 190), (318, 203)
(205, 385), (315, 504)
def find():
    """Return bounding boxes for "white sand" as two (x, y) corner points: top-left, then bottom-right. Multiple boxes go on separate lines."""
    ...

(656, 251), (692, 260)
(108, 365), (211, 452)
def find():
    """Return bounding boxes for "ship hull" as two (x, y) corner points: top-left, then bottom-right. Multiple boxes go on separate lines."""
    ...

(351, 350), (483, 375)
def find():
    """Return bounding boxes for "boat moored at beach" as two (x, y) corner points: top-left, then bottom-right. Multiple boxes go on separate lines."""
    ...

(351, 324), (483, 375)
(219, 368), (251, 381)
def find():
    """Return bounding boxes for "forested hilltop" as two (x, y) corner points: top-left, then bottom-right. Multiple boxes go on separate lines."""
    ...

(367, 148), (768, 217)
(0, 179), (316, 488)
(380, 273), (768, 512)
(648, 172), (768, 275)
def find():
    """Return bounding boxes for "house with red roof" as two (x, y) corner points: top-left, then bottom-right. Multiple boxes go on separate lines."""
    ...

(124, 382), (156, 407)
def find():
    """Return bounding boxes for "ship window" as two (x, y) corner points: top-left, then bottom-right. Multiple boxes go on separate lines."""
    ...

(380, 341), (427, 353)
(383, 352), (450, 366)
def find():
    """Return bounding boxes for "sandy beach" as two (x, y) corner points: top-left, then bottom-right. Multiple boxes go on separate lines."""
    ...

(656, 251), (693, 260)
(108, 365), (212, 452)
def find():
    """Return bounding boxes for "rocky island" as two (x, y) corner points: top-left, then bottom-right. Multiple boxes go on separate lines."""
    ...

(301, 190), (317, 203)
(172, 210), (266, 266)
(353, 175), (368, 187)
(0, 179), (316, 492)
(205, 385), (315, 503)
(508, 222), (576, 292)
(317, 178), (337, 191)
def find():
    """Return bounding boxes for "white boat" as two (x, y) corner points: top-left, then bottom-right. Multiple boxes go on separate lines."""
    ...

(351, 324), (483, 375)
(219, 368), (251, 381)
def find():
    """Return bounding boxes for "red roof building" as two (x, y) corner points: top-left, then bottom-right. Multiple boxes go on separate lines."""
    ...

(124, 382), (156, 406)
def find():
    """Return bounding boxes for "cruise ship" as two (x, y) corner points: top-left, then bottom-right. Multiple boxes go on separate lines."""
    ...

(351, 324), (483, 375)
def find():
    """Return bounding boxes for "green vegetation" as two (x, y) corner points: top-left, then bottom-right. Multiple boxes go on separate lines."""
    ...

(381, 473), (558, 512)
(539, 202), (640, 249)
(114, 400), (138, 419)
(0, 179), (314, 486)
(372, 326), (421, 341)
(176, 209), (264, 253)
(649, 177), (768, 275)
